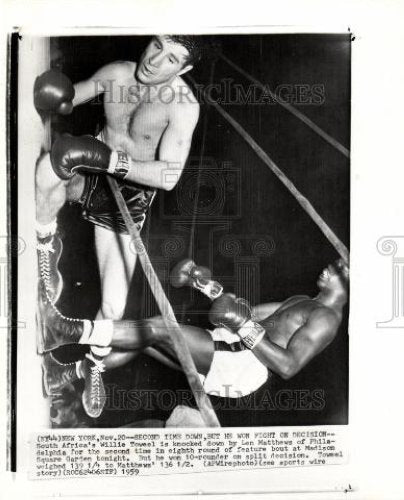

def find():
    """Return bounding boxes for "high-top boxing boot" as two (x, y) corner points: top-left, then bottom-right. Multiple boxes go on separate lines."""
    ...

(38, 287), (92, 352)
(80, 353), (107, 419)
(42, 352), (78, 396)
(37, 231), (64, 305)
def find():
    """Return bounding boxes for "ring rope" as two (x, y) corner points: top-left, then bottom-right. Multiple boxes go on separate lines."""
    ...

(188, 59), (217, 260)
(219, 53), (350, 159)
(188, 75), (349, 263)
(106, 177), (220, 427)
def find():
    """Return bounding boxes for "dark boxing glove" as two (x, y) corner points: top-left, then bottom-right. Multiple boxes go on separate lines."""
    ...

(34, 70), (75, 115)
(209, 293), (251, 330)
(209, 293), (266, 349)
(170, 259), (223, 300)
(50, 134), (131, 180)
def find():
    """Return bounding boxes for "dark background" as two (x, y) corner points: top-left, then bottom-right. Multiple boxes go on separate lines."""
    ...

(51, 34), (350, 427)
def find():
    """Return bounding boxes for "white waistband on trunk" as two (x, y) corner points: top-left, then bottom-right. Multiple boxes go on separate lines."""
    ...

(198, 327), (268, 398)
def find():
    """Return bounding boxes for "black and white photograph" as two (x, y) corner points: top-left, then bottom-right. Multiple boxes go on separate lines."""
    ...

(14, 32), (350, 431)
(3, 1), (404, 497)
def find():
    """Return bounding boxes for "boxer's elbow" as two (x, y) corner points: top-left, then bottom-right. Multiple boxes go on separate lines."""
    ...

(278, 358), (300, 380)
(162, 180), (177, 192)
(161, 163), (183, 191)
(278, 367), (294, 380)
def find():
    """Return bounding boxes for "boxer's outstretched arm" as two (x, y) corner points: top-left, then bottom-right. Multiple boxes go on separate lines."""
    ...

(123, 101), (200, 190)
(72, 62), (128, 107)
(252, 309), (339, 379)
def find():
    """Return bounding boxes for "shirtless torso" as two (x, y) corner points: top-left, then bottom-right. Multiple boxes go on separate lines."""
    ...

(261, 295), (341, 349)
(69, 60), (199, 197)
(66, 47), (200, 321)
(246, 263), (348, 379)
(102, 64), (190, 153)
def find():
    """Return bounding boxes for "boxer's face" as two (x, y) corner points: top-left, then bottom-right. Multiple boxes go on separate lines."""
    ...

(136, 36), (193, 85)
(317, 260), (348, 293)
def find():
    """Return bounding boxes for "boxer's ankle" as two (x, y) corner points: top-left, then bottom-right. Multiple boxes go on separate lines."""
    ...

(78, 319), (113, 347)
(36, 218), (57, 239)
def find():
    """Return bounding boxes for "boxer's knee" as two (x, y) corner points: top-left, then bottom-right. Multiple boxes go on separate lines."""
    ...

(97, 300), (126, 321)
(103, 350), (139, 370)
(36, 153), (68, 223)
(36, 182), (67, 224)
(66, 174), (85, 202)
(36, 153), (64, 191)
(144, 316), (175, 347)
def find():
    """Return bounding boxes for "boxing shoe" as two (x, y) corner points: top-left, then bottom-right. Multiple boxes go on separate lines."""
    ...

(81, 353), (106, 418)
(42, 352), (78, 396)
(38, 279), (90, 352)
(37, 232), (64, 305)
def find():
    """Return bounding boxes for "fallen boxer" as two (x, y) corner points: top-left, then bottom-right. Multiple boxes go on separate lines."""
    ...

(40, 255), (349, 416)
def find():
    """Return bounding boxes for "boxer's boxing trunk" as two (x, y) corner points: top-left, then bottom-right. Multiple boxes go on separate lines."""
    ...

(79, 132), (156, 234)
(80, 174), (156, 234)
(199, 327), (269, 398)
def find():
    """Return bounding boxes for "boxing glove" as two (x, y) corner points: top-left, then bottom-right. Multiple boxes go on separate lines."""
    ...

(34, 70), (75, 115)
(209, 293), (266, 349)
(50, 134), (130, 180)
(208, 293), (251, 331)
(170, 259), (223, 300)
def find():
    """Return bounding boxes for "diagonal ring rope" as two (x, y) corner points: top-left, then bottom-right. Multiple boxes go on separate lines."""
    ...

(187, 75), (349, 263)
(219, 53), (350, 159)
(106, 177), (220, 427)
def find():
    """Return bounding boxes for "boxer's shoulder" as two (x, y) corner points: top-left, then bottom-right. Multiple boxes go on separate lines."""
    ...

(101, 60), (136, 80)
(305, 305), (341, 342)
(173, 75), (199, 107)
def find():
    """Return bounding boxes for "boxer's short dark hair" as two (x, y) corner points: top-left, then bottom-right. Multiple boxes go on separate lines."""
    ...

(166, 35), (204, 67)
(331, 259), (349, 286)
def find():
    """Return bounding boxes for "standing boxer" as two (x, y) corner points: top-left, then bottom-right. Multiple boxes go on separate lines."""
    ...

(35, 36), (202, 417)
(35, 35), (201, 322)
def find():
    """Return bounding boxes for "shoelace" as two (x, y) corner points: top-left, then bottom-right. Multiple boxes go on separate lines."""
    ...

(85, 354), (106, 404)
(37, 238), (82, 324)
(37, 240), (55, 293)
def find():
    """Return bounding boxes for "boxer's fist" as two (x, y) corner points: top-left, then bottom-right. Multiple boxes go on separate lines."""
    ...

(170, 259), (211, 288)
(34, 70), (75, 115)
(170, 259), (223, 300)
(208, 293), (251, 331)
(50, 134), (112, 180)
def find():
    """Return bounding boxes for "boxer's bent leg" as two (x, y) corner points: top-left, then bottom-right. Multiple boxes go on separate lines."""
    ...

(36, 153), (68, 224)
(94, 226), (136, 320)
(66, 173), (86, 202)
(36, 154), (86, 224)
(111, 317), (214, 376)
(102, 349), (140, 370)
(92, 348), (181, 373)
